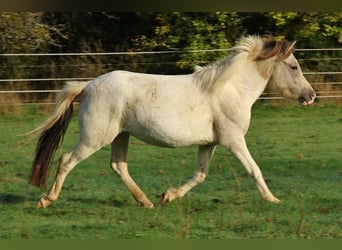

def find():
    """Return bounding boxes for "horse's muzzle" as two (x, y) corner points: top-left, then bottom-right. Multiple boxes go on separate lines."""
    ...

(299, 91), (316, 106)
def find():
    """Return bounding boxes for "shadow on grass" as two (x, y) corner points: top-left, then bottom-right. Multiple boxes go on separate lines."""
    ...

(0, 192), (129, 208)
(0, 193), (26, 204)
(65, 196), (129, 208)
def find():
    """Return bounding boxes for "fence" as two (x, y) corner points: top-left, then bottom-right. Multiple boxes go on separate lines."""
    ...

(0, 48), (341, 105)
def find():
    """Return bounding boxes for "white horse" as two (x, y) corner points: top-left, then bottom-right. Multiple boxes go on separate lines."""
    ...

(29, 35), (316, 208)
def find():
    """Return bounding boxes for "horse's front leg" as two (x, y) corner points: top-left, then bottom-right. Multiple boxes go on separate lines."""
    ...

(161, 145), (216, 204)
(223, 133), (280, 203)
(110, 132), (154, 208)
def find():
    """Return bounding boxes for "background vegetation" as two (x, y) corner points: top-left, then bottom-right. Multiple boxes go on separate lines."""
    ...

(0, 12), (341, 107)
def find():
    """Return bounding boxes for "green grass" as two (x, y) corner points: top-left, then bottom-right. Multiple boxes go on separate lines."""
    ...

(0, 103), (341, 239)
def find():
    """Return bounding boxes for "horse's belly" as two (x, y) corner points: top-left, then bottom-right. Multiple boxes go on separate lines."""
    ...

(131, 130), (214, 147)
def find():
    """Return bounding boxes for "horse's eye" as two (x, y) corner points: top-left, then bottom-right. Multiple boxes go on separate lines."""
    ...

(290, 65), (298, 71)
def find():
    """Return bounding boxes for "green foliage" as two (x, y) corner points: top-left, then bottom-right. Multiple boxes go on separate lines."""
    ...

(133, 13), (242, 70)
(0, 12), (341, 102)
(0, 12), (341, 76)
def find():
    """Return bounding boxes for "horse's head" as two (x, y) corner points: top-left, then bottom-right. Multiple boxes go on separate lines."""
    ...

(258, 37), (316, 105)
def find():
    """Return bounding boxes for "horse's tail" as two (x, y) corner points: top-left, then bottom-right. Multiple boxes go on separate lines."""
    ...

(28, 81), (90, 190)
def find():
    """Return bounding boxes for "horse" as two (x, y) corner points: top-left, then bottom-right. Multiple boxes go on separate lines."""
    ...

(28, 35), (316, 208)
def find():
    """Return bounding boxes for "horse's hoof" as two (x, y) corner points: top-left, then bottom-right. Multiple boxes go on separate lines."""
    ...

(271, 198), (281, 204)
(160, 188), (177, 205)
(264, 196), (281, 204)
(37, 195), (54, 208)
(138, 200), (154, 208)
(37, 200), (43, 208)
(160, 192), (169, 205)
(144, 203), (154, 209)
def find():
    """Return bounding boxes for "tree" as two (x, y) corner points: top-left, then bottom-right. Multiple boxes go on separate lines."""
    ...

(133, 12), (244, 72)
(0, 12), (64, 54)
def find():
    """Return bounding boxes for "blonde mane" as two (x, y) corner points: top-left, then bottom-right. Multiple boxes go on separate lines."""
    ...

(193, 35), (266, 91)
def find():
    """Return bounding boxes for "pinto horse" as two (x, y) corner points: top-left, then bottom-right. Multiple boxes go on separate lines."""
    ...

(28, 35), (316, 208)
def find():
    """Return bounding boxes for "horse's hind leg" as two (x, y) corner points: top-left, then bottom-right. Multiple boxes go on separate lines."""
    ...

(38, 143), (102, 208)
(38, 151), (80, 208)
(110, 132), (154, 208)
(161, 145), (216, 204)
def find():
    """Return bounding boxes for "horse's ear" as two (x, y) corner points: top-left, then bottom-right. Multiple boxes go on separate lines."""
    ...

(255, 40), (283, 61)
(278, 40), (296, 60)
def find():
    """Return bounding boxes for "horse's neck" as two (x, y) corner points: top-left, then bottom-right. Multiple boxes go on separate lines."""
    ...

(239, 76), (268, 104)
(218, 67), (269, 107)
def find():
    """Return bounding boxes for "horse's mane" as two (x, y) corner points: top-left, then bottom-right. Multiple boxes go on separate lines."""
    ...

(193, 35), (266, 91)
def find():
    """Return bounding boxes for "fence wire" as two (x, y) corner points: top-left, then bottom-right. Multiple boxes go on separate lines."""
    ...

(1, 48), (341, 105)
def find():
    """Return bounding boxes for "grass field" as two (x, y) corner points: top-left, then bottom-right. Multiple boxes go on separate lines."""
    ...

(0, 102), (341, 239)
